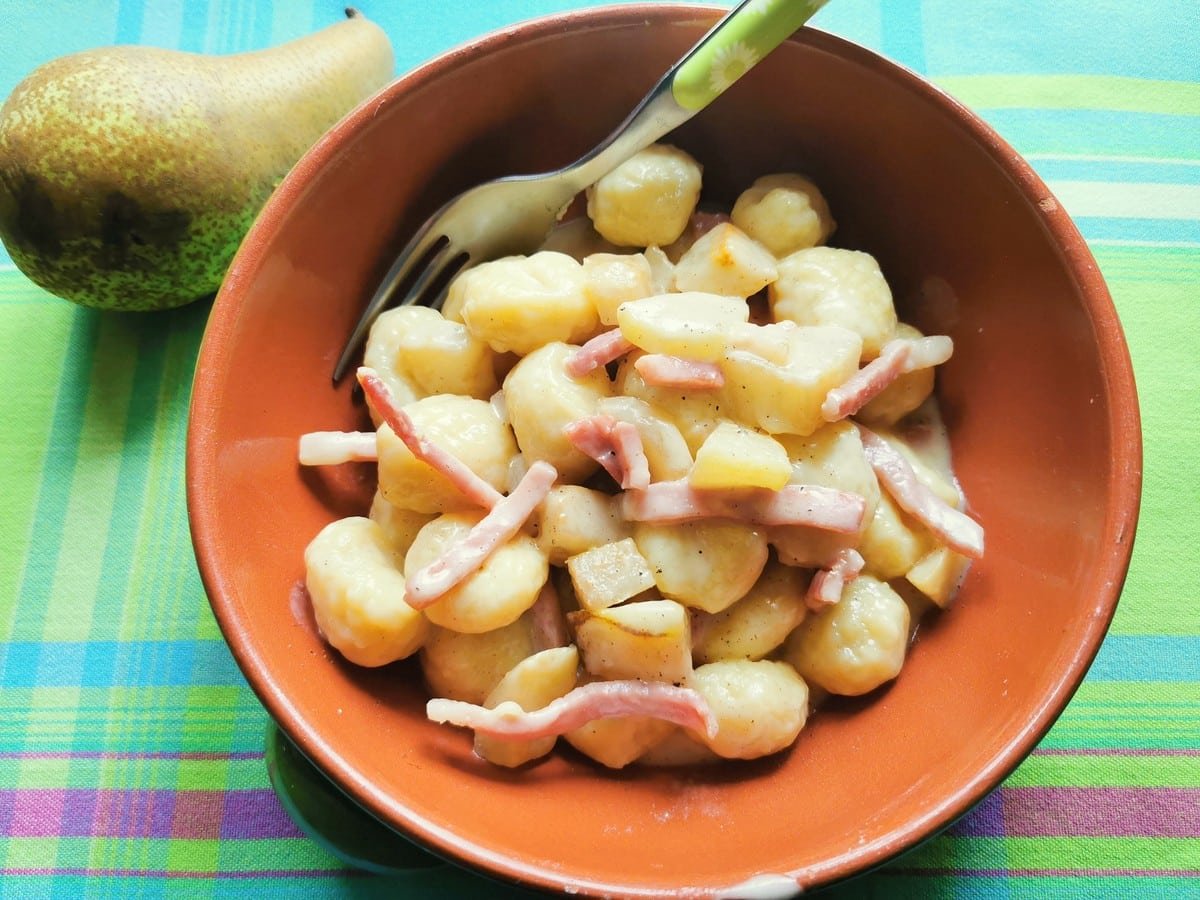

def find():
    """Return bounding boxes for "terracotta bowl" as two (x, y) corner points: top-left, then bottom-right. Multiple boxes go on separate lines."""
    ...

(187, 5), (1141, 896)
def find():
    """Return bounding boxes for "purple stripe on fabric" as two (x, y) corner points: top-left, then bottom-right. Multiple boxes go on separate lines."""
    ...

(1, 868), (370, 879)
(221, 788), (305, 839)
(1032, 748), (1200, 757)
(0, 789), (300, 839)
(1003, 787), (1200, 838)
(0, 751), (264, 760)
(950, 788), (1005, 837)
(888, 867), (1200, 878)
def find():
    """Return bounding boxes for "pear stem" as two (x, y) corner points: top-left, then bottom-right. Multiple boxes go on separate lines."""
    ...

(345, 7), (360, 18)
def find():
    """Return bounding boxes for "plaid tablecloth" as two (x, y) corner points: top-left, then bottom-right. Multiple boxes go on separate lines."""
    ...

(1, 1), (1196, 896)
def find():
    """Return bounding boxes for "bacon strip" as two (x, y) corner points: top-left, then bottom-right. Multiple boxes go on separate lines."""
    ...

(298, 431), (377, 465)
(633, 354), (725, 390)
(621, 480), (866, 532)
(404, 461), (558, 608)
(565, 329), (636, 377)
(530, 580), (570, 651)
(427, 680), (718, 741)
(611, 421), (651, 490)
(563, 415), (625, 484)
(822, 336), (954, 422)
(806, 548), (865, 611)
(858, 426), (984, 558)
(357, 367), (503, 510)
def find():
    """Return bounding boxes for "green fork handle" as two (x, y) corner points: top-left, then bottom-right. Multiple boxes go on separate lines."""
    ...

(673, 0), (831, 110)
(568, 0), (830, 188)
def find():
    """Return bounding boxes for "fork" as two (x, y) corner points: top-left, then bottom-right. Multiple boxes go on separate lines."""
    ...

(332, 0), (831, 382)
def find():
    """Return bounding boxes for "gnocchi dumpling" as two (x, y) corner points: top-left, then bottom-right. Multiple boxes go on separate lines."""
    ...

(459, 251), (599, 355)
(420, 613), (536, 705)
(770, 421), (880, 567)
(857, 323), (939, 426)
(770, 247), (897, 359)
(731, 173), (836, 258)
(405, 512), (548, 633)
(783, 575), (910, 696)
(362, 306), (498, 420)
(633, 519), (768, 614)
(689, 659), (810, 759)
(691, 560), (807, 665)
(474, 646), (580, 768)
(537, 485), (630, 566)
(582, 252), (655, 326)
(586, 143), (703, 247)
(503, 341), (614, 481)
(565, 709), (676, 770)
(376, 394), (517, 514)
(722, 324), (862, 437)
(303, 517), (428, 668)
(368, 491), (433, 558)
(616, 353), (729, 454)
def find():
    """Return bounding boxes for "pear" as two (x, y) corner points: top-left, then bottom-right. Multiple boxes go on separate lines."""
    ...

(0, 9), (393, 311)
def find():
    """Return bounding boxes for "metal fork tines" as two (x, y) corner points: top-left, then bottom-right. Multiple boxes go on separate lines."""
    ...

(331, 0), (830, 383)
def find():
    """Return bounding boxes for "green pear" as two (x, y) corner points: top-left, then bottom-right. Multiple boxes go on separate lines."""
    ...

(0, 9), (393, 311)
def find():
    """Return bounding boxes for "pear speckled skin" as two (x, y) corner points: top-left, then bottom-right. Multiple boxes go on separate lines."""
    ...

(0, 10), (393, 311)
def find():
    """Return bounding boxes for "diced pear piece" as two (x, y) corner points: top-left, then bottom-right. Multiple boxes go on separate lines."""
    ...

(617, 292), (749, 362)
(722, 324), (861, 436)
(688, 421), (791, 491)
(537, 485), (630, 566)
(474, 646), (580, 768)
(582, 252), (654, 326)
(564, 700), (676, 769)
(857, 491), (934, 580)
(570, 599), (692, 684)
(672, 223), (778, 298)
(905, 546), (972, 608)
(566, 538), (657, 613)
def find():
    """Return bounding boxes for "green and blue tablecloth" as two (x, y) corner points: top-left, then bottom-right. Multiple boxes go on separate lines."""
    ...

(1, 1), (1196, 896)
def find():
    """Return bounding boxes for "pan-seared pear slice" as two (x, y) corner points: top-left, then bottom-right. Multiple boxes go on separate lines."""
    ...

(672, 222), (778, 298)
(566, 538), (657, 613)
(617, 292), (748, 362)
(474, 646), (580, 768)
(570, 599), (691, 684)
(688, 421), (791, 491)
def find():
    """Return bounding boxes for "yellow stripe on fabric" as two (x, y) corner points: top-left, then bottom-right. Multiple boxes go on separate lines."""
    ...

(112, 306), (205, 645)
(1102, 266), (1199, 637)
(34, 316), (139, 643)
(935, 74), (1200, 116)
(1006, 754), (1200, 788)
(1048, 181), (1200, 220)
(0, 298), (77, 628)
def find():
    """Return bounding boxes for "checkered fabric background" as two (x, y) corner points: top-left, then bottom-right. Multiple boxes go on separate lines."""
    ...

(0, 1), (1196, 896)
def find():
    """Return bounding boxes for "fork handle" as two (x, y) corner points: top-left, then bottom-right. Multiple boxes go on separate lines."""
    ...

(568, 0), (830, 187)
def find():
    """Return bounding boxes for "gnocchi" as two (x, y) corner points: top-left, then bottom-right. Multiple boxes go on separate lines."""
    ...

(299, 143), (982, 771)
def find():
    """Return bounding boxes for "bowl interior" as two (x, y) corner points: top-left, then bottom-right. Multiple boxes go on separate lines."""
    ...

(188, 6), (1140, 896)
